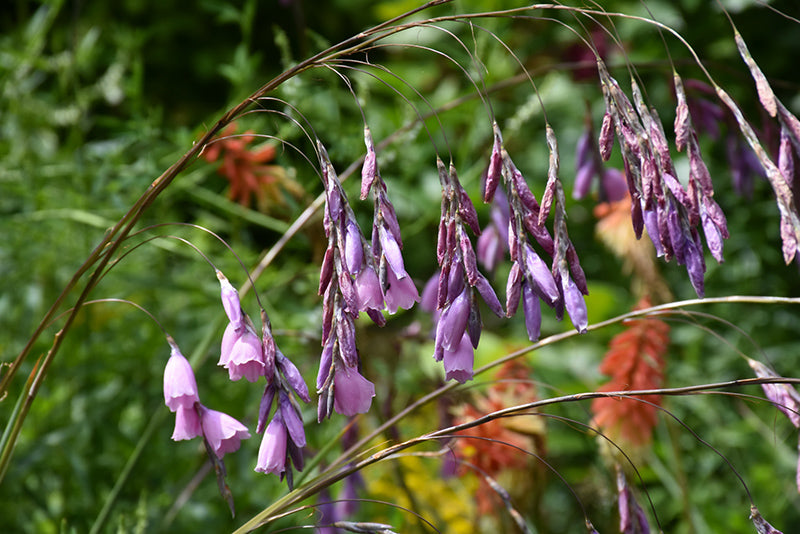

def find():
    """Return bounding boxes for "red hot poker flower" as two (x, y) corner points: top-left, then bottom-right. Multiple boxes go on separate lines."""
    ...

(591, 297), (669, 449)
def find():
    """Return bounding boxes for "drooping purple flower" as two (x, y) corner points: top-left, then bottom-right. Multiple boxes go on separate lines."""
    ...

(561, 272), (588, 333)
(199, 405), (251, 459)
(443, 332), (474, 383)
(420, 273), (439, 314)
(333, 365), (376, 417)
(384, 266), (419, 314)
(524, 245), (559, 307)
(435, 288), (470, 353)
(354, 265), (384, 312)
(277, 351), (310, 403)
(222, 326), (265, 382)
(217, 271), (242, 326)
(164, 344), (199, 412)
(256, 411), (288, 476)
(522, 281), (542, 342)
(171, 405), (202, 441)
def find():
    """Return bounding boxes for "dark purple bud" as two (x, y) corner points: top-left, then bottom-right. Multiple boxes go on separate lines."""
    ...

(700, 199), (725, 263)
(361, 126), (378, 199)
(599, 111), (615, 161)
(257, 384), (276, 434)
(524, 245), (559, 307)
(630, 191), (644, 239)
(339, 272), (358, 314)
(641, 154), (657, 207)
(643, 207), (664, 257)
(566, 245), (589, 296)
(436, 289), (470, 352)
(505, 262), (523, 318)
(460, 233), (479, 286)
(467, 291), (482, 349)
(780, 214), (799, 264)
(684, 229), (706, 297)
(475, 273), (504, 318)
(344, 219), (364, 274)
(436, 216), (447, 263)
(437, 262), (450, 310)
(336, 313), (358, 368)
(319, 245), (334, 295)
(779, 126), (795, 186)
(522, 281), (542, 342)
(217, 271), (242, 326)
(279, 393), (306, 448)
(537, 125), (560, 227)
(688, 136), (713, 196)
(316, 337), (334, 391)
(674, 73), (691, 152)
(485, 123), (503, 202)
(459, 186), (481, 236)
(561, 273), (588, 333)
(277, 351), (310, 403)
(322, 284), (334, 344)
(511, 163), (541, 213)
(367, 308), (386, 327)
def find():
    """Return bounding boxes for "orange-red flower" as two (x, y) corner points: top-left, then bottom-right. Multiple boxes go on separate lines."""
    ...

(591, 297), (669, 449)
(203, 124), (297, 212)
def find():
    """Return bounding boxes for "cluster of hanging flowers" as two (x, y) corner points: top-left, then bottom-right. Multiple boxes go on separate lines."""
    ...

(315, 129), (419, 420)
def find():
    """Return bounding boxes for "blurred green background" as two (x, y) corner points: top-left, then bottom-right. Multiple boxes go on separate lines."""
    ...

(2, 0), (800, 532)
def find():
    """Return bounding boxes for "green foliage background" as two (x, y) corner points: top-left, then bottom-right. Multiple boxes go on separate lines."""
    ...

(2, 0), (800, 532)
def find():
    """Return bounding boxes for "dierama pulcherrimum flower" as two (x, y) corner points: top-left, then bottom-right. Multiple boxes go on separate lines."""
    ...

(164, 341), (199, 412)
(199, 404), (251, 459)
(333, 364), (376, 417)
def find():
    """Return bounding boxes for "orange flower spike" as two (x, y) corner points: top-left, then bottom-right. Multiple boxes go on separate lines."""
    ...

(591, 297), (670, 449)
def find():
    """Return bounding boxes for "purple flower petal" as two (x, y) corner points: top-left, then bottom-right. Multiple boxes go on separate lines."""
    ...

(225, 328), (265, 382)
(333, 366), (376, 416)
(344, 219), (364, 274)
(522, 281), (542, 342)
(164, 344), (199, 412)
(217, 271), (242, 326)
(277, 351), (310, 403)
(384, 267), (419, 314)
(561, 274), (588, 333)
(171, 405), (202, 441)
(355, 265), (384, 312)
(443, 332), (474, 383)
(279, 393), (307, 448)
(199, 405), (250, 459)
(256, 412), (288, 475)
(436, 289), (469, 352)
